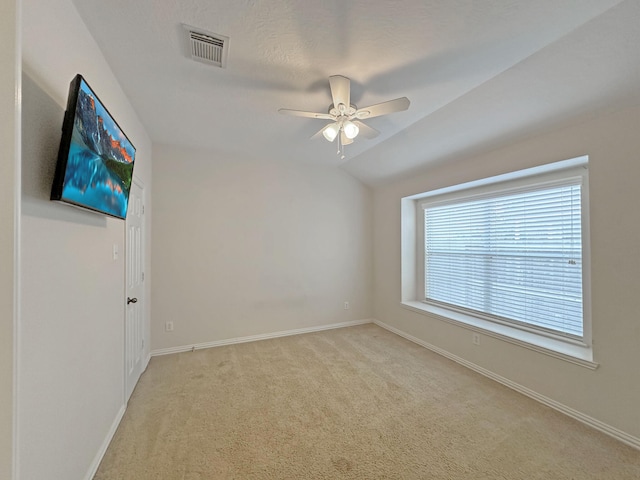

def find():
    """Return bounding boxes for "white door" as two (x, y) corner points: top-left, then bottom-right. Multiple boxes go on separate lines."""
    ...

(125, 179), (145, 401)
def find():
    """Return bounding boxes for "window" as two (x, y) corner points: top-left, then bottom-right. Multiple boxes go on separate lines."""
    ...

(423, 178), (583, 339)
(401, 157), (593, 365)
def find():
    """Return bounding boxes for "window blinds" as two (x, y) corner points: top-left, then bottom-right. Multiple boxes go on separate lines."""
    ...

(424, 180), (583, 338)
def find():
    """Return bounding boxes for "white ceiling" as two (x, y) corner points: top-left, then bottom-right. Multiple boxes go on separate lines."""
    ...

(71, 0), (639, 185)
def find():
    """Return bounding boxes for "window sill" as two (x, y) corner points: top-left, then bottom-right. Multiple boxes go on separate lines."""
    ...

(401, 300), (598, 370)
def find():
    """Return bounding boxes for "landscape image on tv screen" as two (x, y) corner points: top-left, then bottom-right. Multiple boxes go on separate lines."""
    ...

(58, 77), (136, 219)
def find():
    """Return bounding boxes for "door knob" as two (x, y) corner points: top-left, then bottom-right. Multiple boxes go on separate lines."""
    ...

(127, 297), (138, 304)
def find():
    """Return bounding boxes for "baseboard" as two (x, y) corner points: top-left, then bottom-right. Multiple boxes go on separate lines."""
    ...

(373, 319), (640, 451)
(151, 319), (374, 357)
(83, 403), (126, 480)
(144, 352), (151, 371)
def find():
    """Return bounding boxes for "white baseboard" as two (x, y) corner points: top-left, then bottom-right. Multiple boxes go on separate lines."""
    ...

(144, 352), (151, 371)
(373, 319), (640, 451)
(151, 319), (374, 357)
(83, 404), (126, 480)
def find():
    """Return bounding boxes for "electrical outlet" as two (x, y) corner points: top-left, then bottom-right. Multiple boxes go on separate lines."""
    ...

(344, 301), (350, 310)
(165, 321), (174, 332)
(472, 333), (480, 345)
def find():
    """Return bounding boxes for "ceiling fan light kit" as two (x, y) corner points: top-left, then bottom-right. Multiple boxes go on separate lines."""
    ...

(343, 120), (359, 139)
(322, 123), (339, 142)
(279, 75), (410, 158)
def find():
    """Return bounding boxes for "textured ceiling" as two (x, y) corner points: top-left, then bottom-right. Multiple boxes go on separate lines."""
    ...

(70, 0), (639, 185)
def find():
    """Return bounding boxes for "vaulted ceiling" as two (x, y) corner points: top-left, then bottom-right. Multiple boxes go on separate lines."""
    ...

(71, 0), (640, 185)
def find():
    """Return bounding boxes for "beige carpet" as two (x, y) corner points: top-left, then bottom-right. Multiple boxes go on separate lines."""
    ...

(94, 324), (640, 479)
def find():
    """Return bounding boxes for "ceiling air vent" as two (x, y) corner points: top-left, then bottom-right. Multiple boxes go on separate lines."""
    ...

(183, 25), (229, 68)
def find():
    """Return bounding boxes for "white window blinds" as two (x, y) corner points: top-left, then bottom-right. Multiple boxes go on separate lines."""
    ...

(423, 179), (583, 338)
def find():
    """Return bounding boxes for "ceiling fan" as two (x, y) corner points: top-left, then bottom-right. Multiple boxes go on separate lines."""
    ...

(278, 75), (410, 158)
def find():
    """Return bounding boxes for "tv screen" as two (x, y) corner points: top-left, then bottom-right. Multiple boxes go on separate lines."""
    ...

(51, 74), (136, 220)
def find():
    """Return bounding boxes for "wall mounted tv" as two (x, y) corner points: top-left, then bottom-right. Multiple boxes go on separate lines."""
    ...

(51, 74), (136, 220)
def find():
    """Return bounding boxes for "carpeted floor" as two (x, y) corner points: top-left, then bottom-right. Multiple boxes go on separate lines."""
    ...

(94, 324), (640, 479)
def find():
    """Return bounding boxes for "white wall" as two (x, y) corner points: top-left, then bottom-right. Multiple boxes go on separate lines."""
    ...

(152, 144), (372, 351)
(20, 0), (152, 478)
(373, 102), (640, 442)
(0, 1), (19, 478)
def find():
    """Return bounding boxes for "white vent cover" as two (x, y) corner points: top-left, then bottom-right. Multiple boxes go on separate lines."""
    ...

(183, 24), (229, 68)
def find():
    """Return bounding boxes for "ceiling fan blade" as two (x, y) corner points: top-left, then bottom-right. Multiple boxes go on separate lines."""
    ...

(329, 75), (351, 111)
(278, 108), (333, 120)
(353, 120), (379, 139)
(340, 131), (354, 145)
(355, 97), (410, 119)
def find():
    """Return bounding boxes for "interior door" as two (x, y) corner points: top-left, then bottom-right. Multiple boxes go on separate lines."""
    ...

(125, 179), (145, 401)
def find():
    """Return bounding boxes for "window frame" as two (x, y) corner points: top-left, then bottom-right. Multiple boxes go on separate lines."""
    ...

(401, 156), (595, 367)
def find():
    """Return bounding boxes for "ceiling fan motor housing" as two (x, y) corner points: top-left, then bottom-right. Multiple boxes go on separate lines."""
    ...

(329, 104), (357, 118)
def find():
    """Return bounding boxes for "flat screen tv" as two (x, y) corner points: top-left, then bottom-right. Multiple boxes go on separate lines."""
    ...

(51, 74), (136, 220)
